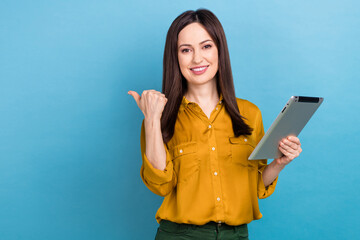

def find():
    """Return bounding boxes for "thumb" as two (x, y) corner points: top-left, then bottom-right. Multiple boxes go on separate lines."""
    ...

(128, 91), (141, 107)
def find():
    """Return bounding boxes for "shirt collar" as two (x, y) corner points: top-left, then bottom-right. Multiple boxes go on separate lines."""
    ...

(179, 94), (223, 111)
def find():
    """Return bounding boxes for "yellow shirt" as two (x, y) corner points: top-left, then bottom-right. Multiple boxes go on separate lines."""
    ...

(140, 95), (278, 226)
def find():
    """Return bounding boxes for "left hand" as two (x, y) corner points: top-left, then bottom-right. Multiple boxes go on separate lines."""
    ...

(274, 136), (302, 166)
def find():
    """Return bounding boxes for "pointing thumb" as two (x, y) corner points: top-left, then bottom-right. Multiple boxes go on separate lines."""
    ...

(128, 91), (141, 107)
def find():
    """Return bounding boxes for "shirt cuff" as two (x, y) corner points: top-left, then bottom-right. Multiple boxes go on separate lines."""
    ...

(141, 149), (174, 185)
(257, 163), (278, 199)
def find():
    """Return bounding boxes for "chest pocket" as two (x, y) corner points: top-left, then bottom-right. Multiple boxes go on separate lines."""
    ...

(229, 136), (257, 169)
(170, 142), (199, 184)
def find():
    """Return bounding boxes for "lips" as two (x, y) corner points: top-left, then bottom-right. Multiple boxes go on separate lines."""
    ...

(190, 65), (209, 75)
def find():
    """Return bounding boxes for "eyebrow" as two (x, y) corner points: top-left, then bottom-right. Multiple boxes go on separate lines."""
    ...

(178, 39), (213, 49)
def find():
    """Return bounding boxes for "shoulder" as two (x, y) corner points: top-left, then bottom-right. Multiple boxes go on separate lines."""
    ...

(234, 97), (263, 128)
(235, 97), (261, 116)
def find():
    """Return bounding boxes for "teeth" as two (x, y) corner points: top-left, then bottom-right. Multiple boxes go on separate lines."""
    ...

(192, 66), (207, 72)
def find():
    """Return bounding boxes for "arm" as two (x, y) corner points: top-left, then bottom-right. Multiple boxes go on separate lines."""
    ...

(252, 107), (300, 197)
(139, 120), (176, 196)
(262, 136), (302, 187)
(262, 160), (286, 187)
(144, 117), (166, 170)
(128, 89), (167, 170)
(129, 90), (176, 196)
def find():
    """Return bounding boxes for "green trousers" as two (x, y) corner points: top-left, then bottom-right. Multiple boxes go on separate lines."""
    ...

(155, 220), (249, 240)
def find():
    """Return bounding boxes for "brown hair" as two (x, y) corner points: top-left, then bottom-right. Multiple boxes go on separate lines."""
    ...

(161, 9), (253, 143)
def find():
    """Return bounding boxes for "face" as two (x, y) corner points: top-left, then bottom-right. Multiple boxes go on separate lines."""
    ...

(177, 23), (219, 87)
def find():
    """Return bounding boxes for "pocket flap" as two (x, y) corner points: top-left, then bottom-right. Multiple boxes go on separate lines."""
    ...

(229, 136), (255, 148)
(171, 142), (197, 159)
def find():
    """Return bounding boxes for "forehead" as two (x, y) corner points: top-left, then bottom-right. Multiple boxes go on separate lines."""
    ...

(178, 23), (213, 45)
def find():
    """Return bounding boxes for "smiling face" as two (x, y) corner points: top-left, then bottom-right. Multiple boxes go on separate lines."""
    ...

(177, 23), (219, 88)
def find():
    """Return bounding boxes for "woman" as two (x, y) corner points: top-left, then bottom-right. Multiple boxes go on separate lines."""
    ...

(128, 9), (302, 240)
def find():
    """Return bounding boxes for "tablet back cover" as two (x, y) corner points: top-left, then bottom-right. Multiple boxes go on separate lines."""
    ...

(248, 96), (323, 160)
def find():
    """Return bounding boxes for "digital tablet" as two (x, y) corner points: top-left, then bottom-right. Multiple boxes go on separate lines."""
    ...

(248, 96), (324, 160)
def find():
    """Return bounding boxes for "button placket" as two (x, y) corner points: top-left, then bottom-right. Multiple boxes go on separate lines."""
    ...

(202, 108), (224, 221)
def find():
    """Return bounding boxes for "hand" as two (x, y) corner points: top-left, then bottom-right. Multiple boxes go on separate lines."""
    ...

(274, 136), (302, 166)
(128, 90), (168, 120)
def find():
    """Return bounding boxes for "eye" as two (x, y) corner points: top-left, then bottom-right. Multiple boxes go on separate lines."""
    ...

(204, 44), (212, 49)
(181, 48), (190, 53)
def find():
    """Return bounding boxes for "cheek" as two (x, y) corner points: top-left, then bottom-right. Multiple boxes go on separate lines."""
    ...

(212, 55), (218, 68)
(178, 55), (190, 73)
(211, 50), (219, 65)
(204, 49), (218, 66)
(209, 53), (218, 71)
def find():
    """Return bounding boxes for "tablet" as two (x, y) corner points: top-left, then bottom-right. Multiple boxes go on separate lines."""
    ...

(248, 96), (324, 160)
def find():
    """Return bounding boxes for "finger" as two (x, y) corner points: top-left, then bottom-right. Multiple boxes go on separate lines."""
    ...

(142, 90), (163, 98)
(287, 136), (301, 145)
(282, 139), (299, 151)
(154, 92), (165, 98)
(277, 147), (290, 164)
(144, 89), (157, 94)
(279, 146), (295, 161)
(281, 143), (301, 159)
(279, 145), (288, 156)
(280, 141), (298, 155)
(128, 91), (141, 106)
(153, 91), (166, 98)
(141, 90), (154, 96)
(152, 92), (167, 101)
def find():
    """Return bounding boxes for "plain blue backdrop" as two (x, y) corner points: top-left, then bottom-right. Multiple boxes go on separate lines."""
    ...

(1, 0), (359, 239)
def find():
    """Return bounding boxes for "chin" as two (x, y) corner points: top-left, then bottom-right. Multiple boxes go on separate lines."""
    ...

(188, 76), (216, 85)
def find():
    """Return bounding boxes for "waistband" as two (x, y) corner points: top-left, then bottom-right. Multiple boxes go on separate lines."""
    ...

(160, 220), (247, 231)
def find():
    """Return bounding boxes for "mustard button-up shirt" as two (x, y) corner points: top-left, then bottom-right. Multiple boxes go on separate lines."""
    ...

(140, 96), (278, 226)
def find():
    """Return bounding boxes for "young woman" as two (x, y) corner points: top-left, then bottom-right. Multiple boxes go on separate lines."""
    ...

(128, 9), (302, 240)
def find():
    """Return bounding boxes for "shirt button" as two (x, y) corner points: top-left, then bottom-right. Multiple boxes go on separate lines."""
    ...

(214, 172), (218, 176)
(216, 107), (219, 110)
(212, 147), (215, 151)
(244, 138), (247, 142)
(179, 149), (183, 154)
(217, 197), (221, 202)
(208, 125), (212, 129)
(219, 101), (222, 104)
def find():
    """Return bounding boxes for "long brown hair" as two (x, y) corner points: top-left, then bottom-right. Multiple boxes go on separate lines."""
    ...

(161, 9), (253, 143)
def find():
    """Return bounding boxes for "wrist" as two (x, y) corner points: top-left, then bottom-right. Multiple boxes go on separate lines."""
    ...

(144, 117), (161, 128)
(145, 115), (161, 122)
(271, 159), (286, 171)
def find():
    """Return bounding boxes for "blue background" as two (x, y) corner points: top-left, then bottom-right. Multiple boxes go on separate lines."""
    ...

(1, 0), (359, 239)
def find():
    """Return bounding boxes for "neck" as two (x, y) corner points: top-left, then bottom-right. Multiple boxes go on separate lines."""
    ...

(185, 78), (219, 105)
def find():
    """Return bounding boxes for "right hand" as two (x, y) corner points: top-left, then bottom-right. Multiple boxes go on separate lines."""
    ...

(128, 90), (168, 120)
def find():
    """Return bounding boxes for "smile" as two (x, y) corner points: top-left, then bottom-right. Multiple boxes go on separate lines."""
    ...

(190, 65), (209, 75)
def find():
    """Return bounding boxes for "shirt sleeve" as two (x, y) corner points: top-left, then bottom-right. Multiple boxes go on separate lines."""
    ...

(139, 120), (177, 197)
(254, 109), (278, 199)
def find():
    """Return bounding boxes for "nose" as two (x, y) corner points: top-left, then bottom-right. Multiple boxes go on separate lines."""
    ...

(192, 49), (203, 64)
